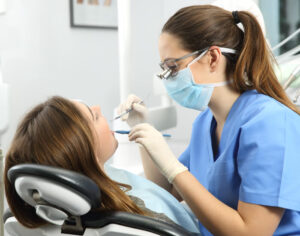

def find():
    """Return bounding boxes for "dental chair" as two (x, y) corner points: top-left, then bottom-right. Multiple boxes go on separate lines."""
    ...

(3, 164), (196, 236)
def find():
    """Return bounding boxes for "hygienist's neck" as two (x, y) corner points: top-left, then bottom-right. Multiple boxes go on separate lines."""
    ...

(209, 85), (241, 128)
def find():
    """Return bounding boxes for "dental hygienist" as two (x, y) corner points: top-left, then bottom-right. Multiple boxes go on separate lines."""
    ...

(118, 5), (300, 236)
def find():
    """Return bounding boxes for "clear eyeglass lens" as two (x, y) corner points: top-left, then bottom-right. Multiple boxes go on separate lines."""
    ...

(171, 70), (178, 77)
(159, 60), (178, 79)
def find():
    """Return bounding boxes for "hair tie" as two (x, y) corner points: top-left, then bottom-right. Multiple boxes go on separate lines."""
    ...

(232, 11), (241, 24)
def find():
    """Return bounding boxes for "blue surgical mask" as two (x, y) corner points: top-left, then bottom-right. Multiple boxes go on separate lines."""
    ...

(163, 48), (236, 111)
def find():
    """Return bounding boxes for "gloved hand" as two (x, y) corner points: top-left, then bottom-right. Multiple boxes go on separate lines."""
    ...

(117, 94), (148, 127)
(128, 123), (188, 183)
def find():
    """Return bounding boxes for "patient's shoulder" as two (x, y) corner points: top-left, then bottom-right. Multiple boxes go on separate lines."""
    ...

(128, 195), (177, 225)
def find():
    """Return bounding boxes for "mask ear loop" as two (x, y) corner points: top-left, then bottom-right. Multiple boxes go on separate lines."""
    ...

(187, 49), (208, 68)
(187, 47), (237, 68)
(187, 47), (237, 85)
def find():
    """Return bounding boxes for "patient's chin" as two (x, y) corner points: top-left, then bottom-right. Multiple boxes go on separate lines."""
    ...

(107, 139), (118, 159)
(113, 139), (119, 152)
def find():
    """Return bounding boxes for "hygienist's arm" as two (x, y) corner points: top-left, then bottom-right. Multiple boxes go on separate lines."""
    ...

(173, 171), (284, 236)
(139, 146), (182, 201)
(130, 124), (284, 235)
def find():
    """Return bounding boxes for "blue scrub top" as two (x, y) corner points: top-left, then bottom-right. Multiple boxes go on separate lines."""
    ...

(179, 90), (300, 236)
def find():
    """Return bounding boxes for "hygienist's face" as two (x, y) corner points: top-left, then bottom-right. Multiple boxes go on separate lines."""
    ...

(158, 32), (211, 84)
(158, 33), (194, 72)
(73, 101), (118, 167)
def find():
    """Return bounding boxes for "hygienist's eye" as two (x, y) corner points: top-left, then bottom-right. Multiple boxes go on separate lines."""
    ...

(160, 59), (178, 71)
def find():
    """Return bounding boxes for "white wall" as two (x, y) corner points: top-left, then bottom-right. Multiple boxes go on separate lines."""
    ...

(0, 0), (120, 154)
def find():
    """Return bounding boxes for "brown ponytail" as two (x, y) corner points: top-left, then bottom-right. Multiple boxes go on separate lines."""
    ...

(235, 11), (300, 115)
(162, 5), (300, 115)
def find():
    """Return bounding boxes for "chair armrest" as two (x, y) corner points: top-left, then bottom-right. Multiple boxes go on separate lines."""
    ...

(81, 211), (197, 236)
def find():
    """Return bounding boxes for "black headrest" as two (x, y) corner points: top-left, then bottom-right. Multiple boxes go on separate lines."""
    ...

(8, 164), (101, 208)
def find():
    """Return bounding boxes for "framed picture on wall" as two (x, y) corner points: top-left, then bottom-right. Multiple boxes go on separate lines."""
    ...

(70, 0), (118, 29)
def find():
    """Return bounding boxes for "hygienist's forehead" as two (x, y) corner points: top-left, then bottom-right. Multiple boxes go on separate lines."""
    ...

(158, 33), (189, 61)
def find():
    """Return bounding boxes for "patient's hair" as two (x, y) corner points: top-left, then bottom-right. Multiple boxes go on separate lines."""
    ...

(4, 96), (148, 228)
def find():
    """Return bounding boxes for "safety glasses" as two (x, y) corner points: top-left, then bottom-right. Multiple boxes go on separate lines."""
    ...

(157, 49), (206, 80)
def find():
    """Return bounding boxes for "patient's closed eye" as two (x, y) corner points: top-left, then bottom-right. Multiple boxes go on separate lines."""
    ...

(91, 106), (101, 120)
(95, 112), (99, 120)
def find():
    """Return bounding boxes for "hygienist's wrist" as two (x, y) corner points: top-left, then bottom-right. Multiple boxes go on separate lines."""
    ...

(166, 163), (188, 183)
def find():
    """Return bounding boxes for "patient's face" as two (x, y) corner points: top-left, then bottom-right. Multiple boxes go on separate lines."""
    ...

(73, 101), (118, 167)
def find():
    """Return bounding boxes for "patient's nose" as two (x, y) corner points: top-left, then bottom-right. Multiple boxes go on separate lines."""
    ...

(91, 105), (101, 113)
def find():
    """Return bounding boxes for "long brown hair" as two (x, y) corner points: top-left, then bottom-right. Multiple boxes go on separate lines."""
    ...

(162, 5), (300, 115)
(4, 96), (148, 228)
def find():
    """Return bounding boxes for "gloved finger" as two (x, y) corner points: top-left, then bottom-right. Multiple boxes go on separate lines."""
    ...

(134, 138), (153, 156)
(128, 94), (143, 103)
(117, 103), (129, 121)
(134, 137), (146, 146)
(117, 103), (126, 115)
(125, 94), (142, 110)
(130, 123), (151, 134)
(132, 103), (147, 114)
(121, 112), (129, 121)
(129, 123), (151, 137)
(128, 130), (146, 141)
(117, 94), (140, 114)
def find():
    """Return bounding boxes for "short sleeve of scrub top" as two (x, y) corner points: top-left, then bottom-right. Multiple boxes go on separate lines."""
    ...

(178, 90), (300, 236)
(238, 101), (300, 211)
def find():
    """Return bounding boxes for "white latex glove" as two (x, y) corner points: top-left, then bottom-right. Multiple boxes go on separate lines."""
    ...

(117, 94), (148, 127)
(128, 123), (188, 183)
